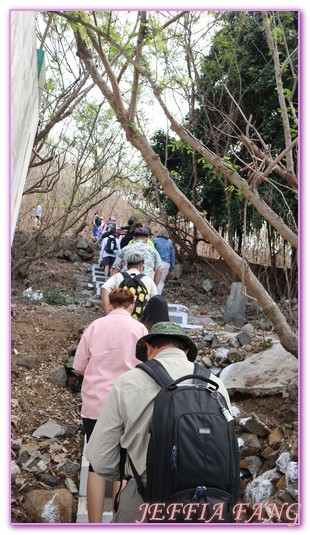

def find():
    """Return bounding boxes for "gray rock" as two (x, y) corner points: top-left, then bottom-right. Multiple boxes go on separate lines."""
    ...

(73, 274), (89, 283)
(36, 474), (62, 487)
(48, 366), (67, 388)
(224, 324), (239, 333)
(65, 477), (79, 494)
(63, 424), (79, 436)
(201, 355), (213, 368)
(11, 460), (21, 476)
(64, 356), (75, 369)
(84, 300), (95, 308)
(285, 461), (298, 490)
(11, 439), (22, 451)
(227, 349), (244, 363)
(245, 469), (281, 504)
(15, 356), (37, 369)
(227, 335), (240, 348)
(202, 279), (214, 295)
(56, 460), (80, 476)
(76, 239), (91, 250)
(203, 332), (214, 344)
(188, 315), (215, 326)
(237, 331), (253, 346)
(213, 347), (229, 365)
(21, 451), (51, 473)
(63, 250), (78, 262)
(245, 455), (262, 477)
(238, 433), (262, 457)
(32, 421), (65, 439)
(219, 343), (298, 396)
(239, 416), (268, 436)
(222, 282), (247, 326)
(67, 304), (77, 312)
(276, 452), (293, 474)
(241, 323), (255, 334)
(76, 249), (94, 260)
(79, 290), (94, 297)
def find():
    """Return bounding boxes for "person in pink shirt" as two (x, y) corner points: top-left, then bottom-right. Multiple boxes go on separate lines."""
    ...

(73, 288), (148, 523)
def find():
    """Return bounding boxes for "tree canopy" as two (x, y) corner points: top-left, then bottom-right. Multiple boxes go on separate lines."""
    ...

(15, 10), (298, 355)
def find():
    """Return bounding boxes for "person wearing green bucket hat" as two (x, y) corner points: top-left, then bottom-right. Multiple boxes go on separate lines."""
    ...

(86, 321), (232, 523)
(135, 321), (197, 363)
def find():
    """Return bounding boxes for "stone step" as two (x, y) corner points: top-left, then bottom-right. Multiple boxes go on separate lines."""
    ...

(168, 303), (189, 312)
(76, 497), (113, 524)
(76, 436), (114, 523)
(92, 275), (107, 285)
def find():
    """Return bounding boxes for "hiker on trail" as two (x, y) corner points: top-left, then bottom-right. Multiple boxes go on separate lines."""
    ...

(140, 294), (170, 331)
(86, 322), (234, 523)
(119, 218), (135, 244)
(99, 225), (121, 278)
(123, 223), (155, 248)
(73, 288), (148, 523)
(34, 203), (42, 226)
(101, 253), (158, 317)
(102, 214), (118, 234)
(92, 213), (102, 239)
(120, 221), (141, 249)
(96, 220), (117, 247)
(144, 226), (155, 247)
(111, 227), (163, 285)
(152, 227), (175, 294)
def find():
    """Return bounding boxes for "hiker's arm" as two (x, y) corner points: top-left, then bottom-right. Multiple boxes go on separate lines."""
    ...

(154, 268), (163, 286)
(101, 288), (111, 314)
(153, 250), (164, 285)
(87, 384), (123, 480)
(73, 329), (91, 374)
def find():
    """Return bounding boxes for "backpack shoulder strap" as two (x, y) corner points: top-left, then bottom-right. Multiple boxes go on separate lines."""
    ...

(136, 359), (175, 388)
(135, 273), (148, 291)
(193, 362), (211, 384)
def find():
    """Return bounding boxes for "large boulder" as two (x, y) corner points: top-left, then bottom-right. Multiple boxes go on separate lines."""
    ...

(220, 343), (297, 396)
(23, 489), (73, 523)
(222, 282), (247, 327)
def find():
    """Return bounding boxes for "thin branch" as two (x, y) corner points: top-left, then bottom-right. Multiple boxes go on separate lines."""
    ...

(261, 11), (294, 173)
(129, 11), (147, 124)
(240, 134), (298, 190)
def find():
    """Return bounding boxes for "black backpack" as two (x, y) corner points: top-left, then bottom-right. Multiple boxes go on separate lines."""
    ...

(122, 360), (240, 523)
(104, 234), (118, 256)
(119, 272), (148, 320)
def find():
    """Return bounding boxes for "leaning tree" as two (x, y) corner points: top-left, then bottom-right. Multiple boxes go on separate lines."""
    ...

(39, 10), (298, 356)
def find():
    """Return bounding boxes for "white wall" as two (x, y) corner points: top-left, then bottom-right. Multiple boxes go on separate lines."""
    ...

(11, 11), (39, 242)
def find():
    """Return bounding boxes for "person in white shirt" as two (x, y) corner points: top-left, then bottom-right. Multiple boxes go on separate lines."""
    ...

(99, 231), (121, 278)
(101, 253), (158, 315)
(34, 203), (42, 226)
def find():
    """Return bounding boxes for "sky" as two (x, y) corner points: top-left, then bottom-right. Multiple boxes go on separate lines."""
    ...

(1, 1), (309, 534)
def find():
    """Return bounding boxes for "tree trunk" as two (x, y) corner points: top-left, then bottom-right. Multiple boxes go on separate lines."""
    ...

(75, 29), (298, 358)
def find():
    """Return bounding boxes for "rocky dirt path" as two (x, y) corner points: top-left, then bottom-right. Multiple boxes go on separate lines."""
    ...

(11, 257), (298, 523)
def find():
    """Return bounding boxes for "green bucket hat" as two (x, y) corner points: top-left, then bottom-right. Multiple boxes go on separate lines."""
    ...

(136, 321), (197, 362)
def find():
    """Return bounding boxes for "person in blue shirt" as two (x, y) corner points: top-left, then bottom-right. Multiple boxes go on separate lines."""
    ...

(152, 227), (175, 294)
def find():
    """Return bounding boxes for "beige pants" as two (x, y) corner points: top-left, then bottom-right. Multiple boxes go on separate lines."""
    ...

(157, 261), (170, 295)
(111, 479), (146, 523)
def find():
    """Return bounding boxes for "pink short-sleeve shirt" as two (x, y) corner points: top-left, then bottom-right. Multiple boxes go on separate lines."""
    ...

(73, 309), (147, 419)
